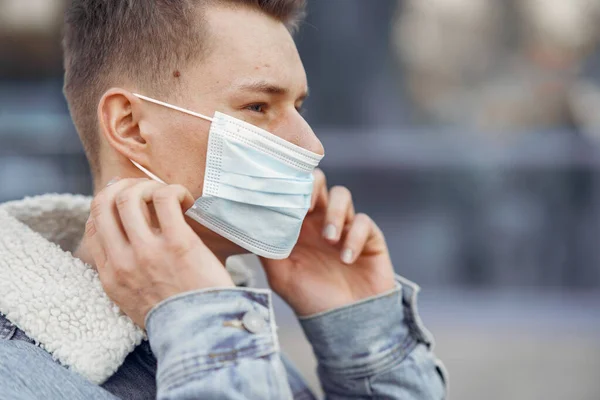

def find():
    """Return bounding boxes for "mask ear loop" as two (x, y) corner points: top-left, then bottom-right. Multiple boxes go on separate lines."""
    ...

(132, 93), (214, 122)
(130, 160), (167, 184)
(129, 93), (215, 184)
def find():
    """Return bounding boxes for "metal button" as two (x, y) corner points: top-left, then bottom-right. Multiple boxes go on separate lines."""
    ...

(242, 311), (267, 334)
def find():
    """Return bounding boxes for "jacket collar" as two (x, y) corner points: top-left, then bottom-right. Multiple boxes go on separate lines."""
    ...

(0, 194), (252, 384)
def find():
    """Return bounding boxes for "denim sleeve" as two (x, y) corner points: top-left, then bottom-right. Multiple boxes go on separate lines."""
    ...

(145, 288), (295, 400)
(299, 275), (447, 400)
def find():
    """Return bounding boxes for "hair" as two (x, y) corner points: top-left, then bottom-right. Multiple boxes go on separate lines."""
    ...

(62, 0), (306, 178)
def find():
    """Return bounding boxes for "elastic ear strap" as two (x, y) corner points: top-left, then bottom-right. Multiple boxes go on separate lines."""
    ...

(130, 159), (167, 184)
(132, 93), (213, 122)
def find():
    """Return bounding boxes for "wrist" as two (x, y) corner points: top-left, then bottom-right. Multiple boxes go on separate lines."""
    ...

(143, 279), (236, 326)
(290, 280), (397, 317)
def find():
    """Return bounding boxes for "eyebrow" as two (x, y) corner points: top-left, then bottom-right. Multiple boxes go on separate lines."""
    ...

(234, 80), (309, 101)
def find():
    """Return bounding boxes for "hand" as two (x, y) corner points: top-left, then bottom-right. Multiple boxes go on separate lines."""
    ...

(85, 178), (234, 328)
(260, 169), (396, 316)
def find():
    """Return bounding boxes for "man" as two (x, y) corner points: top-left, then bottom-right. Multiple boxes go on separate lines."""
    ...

(0, 0), (446, 398)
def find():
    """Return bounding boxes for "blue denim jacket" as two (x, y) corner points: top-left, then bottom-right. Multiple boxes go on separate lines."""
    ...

(0, 275), (446, 399)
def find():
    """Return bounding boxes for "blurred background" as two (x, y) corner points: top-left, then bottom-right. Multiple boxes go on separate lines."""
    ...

(2, 0), (600, 399)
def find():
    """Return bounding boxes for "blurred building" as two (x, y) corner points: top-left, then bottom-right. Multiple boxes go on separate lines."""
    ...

(393, 0), (600, 132)
(0, 0), (65, 80)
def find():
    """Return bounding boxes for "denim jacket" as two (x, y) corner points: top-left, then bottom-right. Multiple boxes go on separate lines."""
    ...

(0, 276), (445, 399)
(0, 194), (446, 399)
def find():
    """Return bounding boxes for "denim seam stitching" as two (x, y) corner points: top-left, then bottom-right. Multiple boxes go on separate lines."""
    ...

(157, 340), (276, 384)
(319, 335), (418, 379)
(157, 345), (277, 389)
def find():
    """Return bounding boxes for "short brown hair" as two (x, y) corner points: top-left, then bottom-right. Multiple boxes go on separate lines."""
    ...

(62, 0), (306, 177)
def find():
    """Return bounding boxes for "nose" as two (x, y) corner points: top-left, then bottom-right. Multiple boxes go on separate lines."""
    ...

(304, 129), (325, 156)
(275, 112), (324, 156)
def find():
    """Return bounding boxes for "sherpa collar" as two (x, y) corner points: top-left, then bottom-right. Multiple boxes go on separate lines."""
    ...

(0, 194), (253, 384)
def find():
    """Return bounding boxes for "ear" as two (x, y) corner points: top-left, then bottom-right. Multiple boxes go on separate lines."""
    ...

(97, 88), (148, 163)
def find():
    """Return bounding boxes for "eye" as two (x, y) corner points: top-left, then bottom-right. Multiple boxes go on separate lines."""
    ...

(296, 105), (307, 116)
(245, 103), (267, 113)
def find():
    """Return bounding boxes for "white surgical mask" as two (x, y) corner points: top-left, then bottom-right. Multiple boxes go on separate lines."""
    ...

(130, 93), (324, 259)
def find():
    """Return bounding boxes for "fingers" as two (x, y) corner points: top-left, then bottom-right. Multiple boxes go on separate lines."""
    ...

(309, 168), (328, 213)
(90, 178), (144, 253)
(144, 184), (196, 238)
(340, 213), (377, 264)
(115, 180), (165, 245)
(323, 185), (355, 243)
(93, 177), (198, 251)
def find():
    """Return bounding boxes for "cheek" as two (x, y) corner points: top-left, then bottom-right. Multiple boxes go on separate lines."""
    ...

(154, 122), (209, 198)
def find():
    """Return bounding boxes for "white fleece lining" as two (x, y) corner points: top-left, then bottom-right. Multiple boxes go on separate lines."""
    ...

(0, 194), (144, 384)
(0, 194), (253, 385)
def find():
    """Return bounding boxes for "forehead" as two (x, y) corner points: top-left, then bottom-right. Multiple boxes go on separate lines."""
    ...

(187, 5), (307, 95)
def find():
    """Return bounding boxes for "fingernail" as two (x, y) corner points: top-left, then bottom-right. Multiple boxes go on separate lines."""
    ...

(341, 248), (354, 264)
(106, 177), (120, 187)
(323, 224), (337, 240)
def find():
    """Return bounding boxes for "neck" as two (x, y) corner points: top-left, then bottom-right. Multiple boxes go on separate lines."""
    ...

(186, 217), (245, 264)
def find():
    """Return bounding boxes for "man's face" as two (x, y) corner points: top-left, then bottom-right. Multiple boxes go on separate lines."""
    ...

(139, 5), (324, 198)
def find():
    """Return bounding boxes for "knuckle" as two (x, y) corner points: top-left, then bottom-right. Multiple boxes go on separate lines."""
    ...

(332, 185), (351, 199)
(355, 212), (368, 220)
(164, 234), (195, 258)
(134, 249), (155, 267)
(173, 184), (192, 200)
(120, 178), (144, 186)
(153, 186), (174, 203)
(109, 257), (133, 280)
(90, 197), (104, 218)
(115, 189), (134, 209)
(170, 184), (187, 193)
(355, 213), (371, 224)
(313, 168), (326, 181)
(84, 218), (96, 236)
(112, 265), (130, 283)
